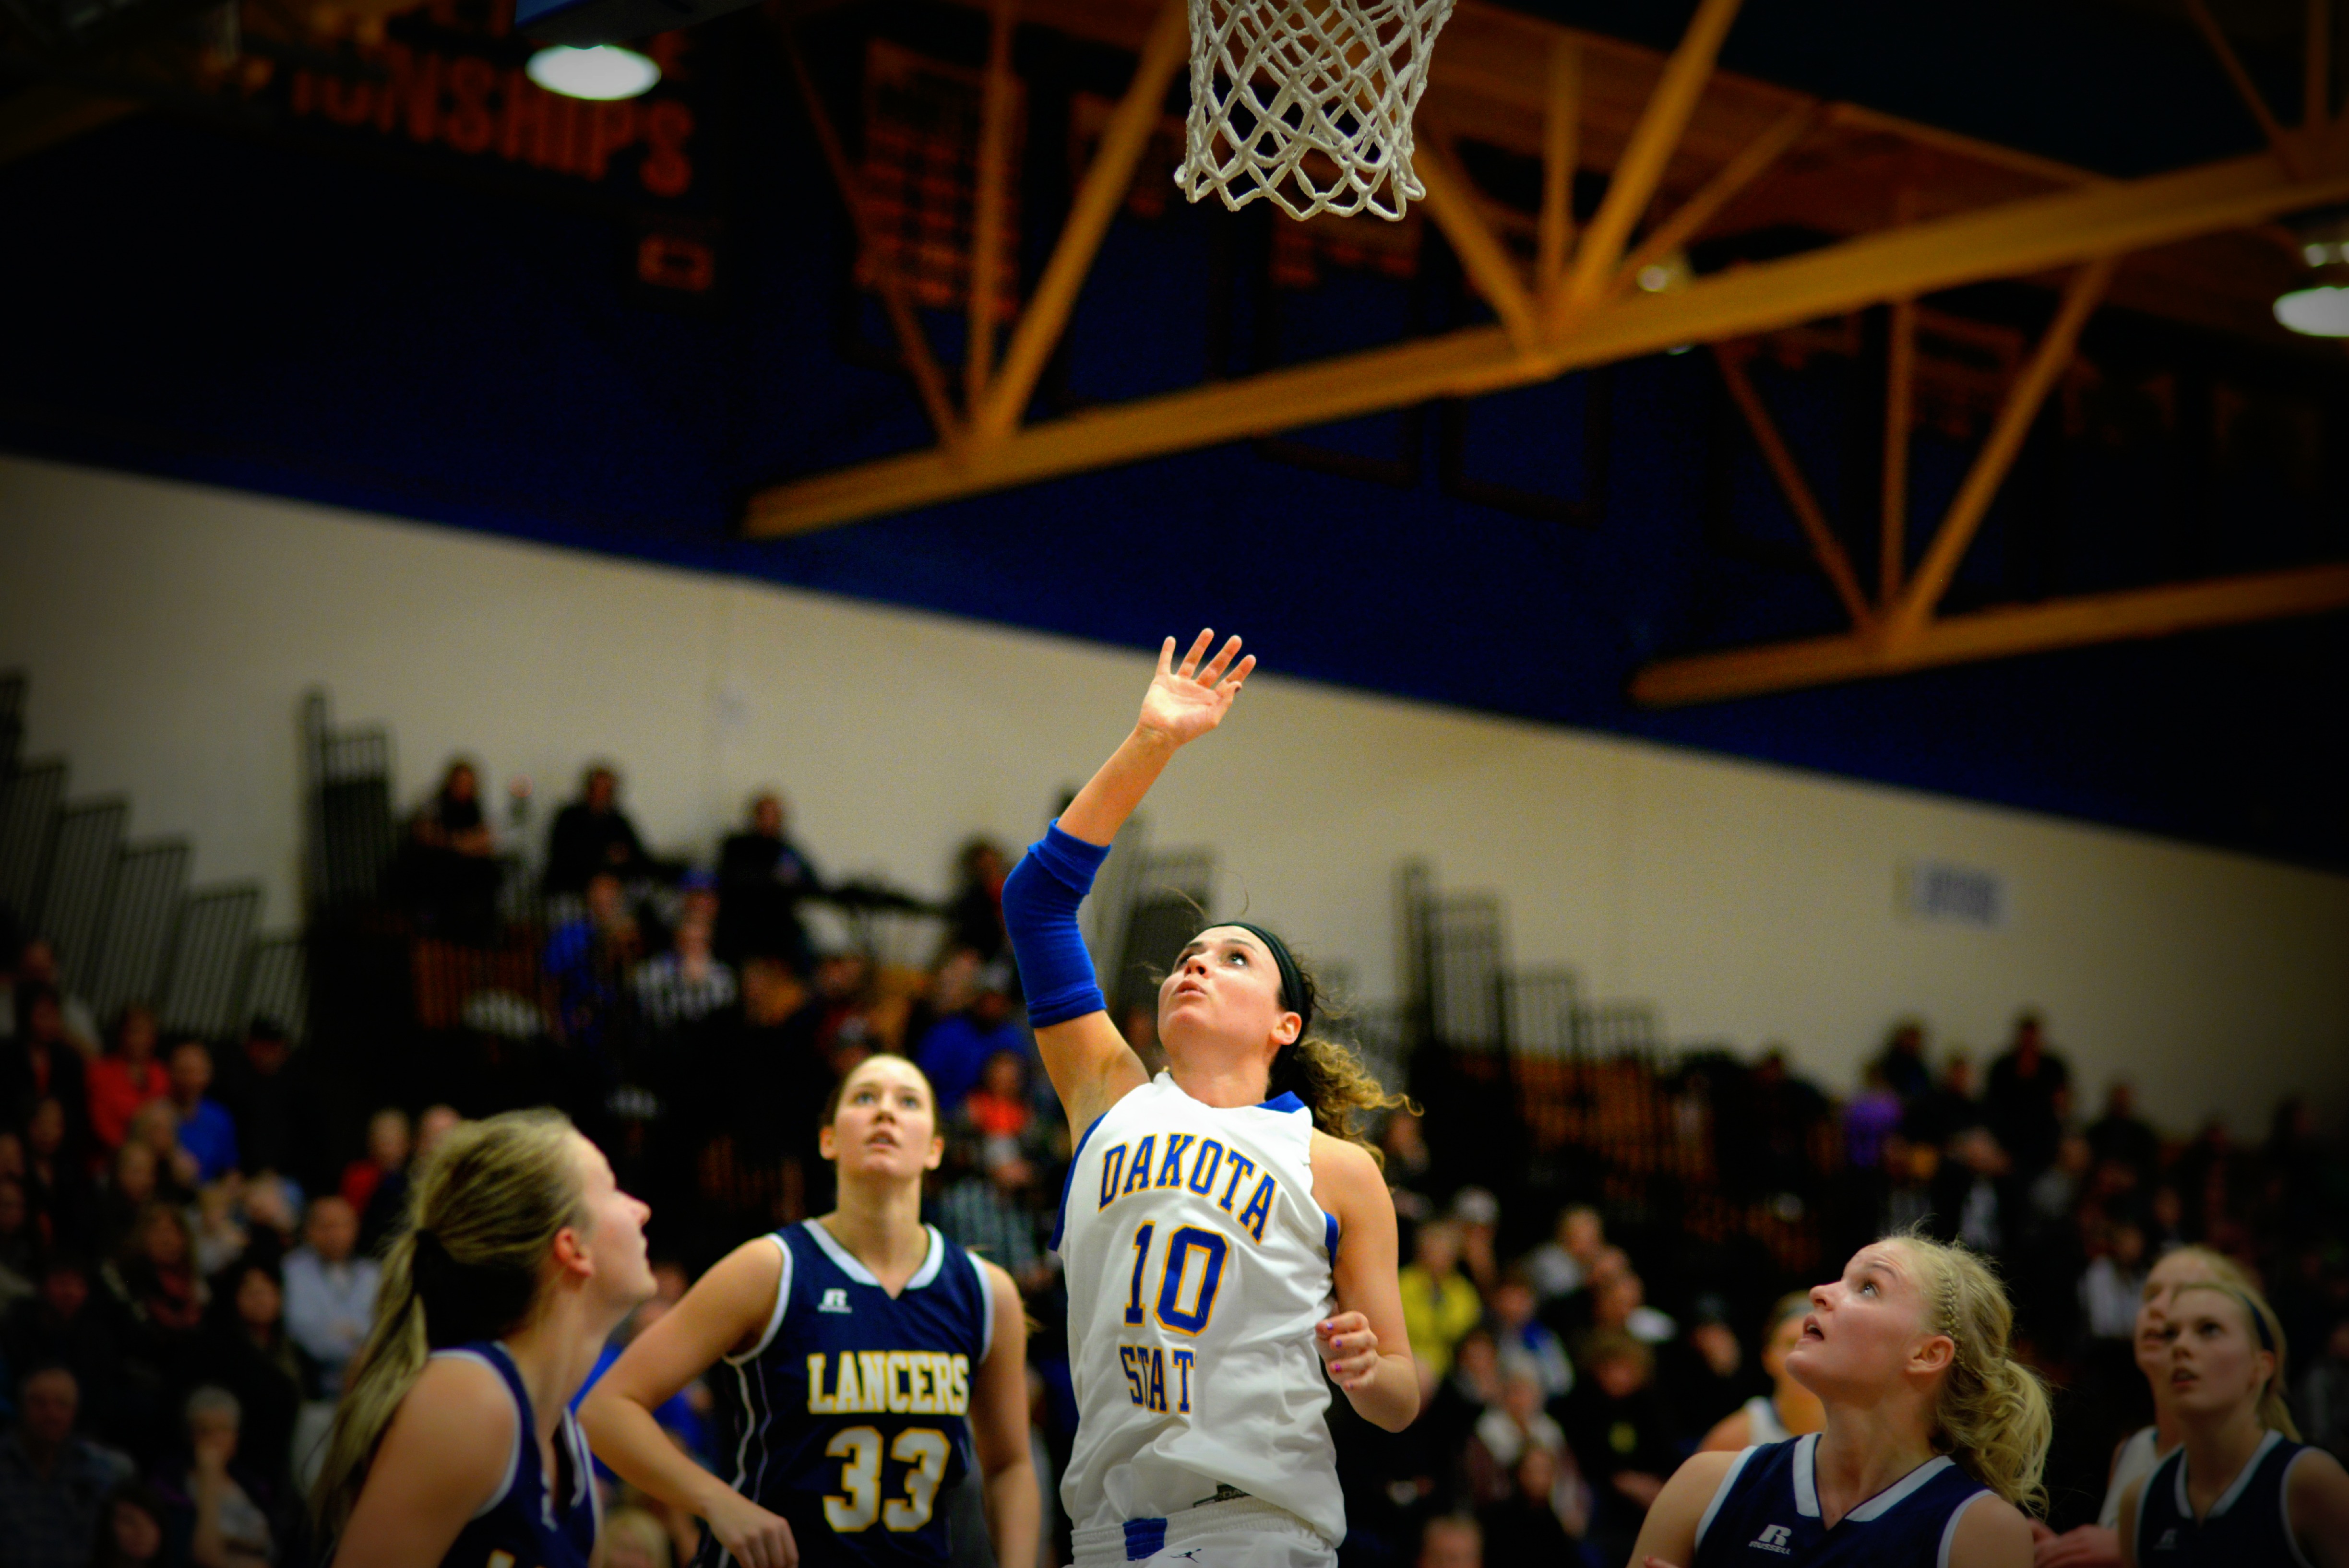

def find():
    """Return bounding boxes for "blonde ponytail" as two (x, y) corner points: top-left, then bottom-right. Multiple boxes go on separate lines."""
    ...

(310, 1109), (587, 1541)
(1267, 1030), (1415, 1165)
(1893, 1234), (2053, 1515)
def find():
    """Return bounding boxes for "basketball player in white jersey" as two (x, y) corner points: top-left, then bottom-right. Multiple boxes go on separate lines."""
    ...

(1001, 630), (1417, 1568)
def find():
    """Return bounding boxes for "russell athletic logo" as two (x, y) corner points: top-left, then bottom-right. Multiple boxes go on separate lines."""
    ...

(1749, 1524), (1794, 1555)
(818, 1288), (853, 1314)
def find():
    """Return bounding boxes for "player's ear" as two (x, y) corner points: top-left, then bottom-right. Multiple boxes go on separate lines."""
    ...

(1910, 1332), (1955, 1378)
(1274, 1011), (1302, 1047)
(925, 1134), (945, 1173)
(818, 1121), (837, 1162)
(550, 1224), (593, 1281)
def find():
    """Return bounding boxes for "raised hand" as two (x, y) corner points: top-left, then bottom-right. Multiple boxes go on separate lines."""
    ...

(1137, 630), (1255, 749)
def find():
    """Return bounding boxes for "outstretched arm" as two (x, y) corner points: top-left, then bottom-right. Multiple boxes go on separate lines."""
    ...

(580, 1240), (800, 1568)
(1003, 630), (1255, 1135)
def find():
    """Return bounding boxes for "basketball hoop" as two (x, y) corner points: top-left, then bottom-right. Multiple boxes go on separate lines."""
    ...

(1177, 0), (1457, 222)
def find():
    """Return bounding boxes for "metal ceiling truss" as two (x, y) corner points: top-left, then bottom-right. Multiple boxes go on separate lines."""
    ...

(750, 0), (2349, 702)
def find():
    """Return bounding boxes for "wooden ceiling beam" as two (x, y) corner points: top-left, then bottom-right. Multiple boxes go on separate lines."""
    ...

(1882, 294), (1915, 606)
(1537, 35), (1580, 297)
(1629, 563), (2349, 705)
(1416, 132), (1542, 352)
(969, 0), (1187, 442)
(2184, 0), (2309, 175)
(1711, 344), (1875, 629)
(0, 85), (138, 166)
(1880, 256), (2113, 647)
(743, 149), (2349, 535)
(1611, 101), (1815, 296)
(1560, 0), (1746, 315)
(965, 0), (1018, 411)
(783, 30), (965, 451)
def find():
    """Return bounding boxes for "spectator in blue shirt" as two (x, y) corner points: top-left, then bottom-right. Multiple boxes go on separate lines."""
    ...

(164, 1041), (238, 1184)
(281, 1195), (379, 1398)
(915, 972), (1032, 1122)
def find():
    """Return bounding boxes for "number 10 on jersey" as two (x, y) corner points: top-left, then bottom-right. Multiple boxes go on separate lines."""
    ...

(1119, 1222), (1225, 1416)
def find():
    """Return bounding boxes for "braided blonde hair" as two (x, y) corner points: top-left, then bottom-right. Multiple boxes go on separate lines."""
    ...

(1892, 1234), (2052, 1515)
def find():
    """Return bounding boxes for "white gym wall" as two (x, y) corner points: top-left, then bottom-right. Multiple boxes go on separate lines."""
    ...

(5, 452), (2343, 1132)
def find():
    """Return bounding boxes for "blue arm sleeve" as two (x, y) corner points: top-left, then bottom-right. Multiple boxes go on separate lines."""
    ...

(1002, 820), (1113, 1028)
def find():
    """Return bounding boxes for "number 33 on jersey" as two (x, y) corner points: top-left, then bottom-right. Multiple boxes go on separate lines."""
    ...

(705, 1220), (995, 1568)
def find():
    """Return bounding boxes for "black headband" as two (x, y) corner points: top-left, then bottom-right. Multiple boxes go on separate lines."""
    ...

(1217, 922), (1313, 1037)
(2228, 1287), (2278, 1355)
(2180, 1283), (2278, 1355)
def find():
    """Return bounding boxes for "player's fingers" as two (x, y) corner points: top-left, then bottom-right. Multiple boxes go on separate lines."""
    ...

(1201, 635), (1243, 684)
(1157, 636), (1178, 677)
(1216, 653), (1257, 695)
(1179, 628), (1214, 678)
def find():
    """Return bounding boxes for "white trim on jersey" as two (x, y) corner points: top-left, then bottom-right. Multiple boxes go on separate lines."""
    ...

(2181, 1427), (2284, 1519)
(1789, 1432), (1956, 1522)
(1935, 1489), (1989, 1568)
(2283, 1447), (2319, 1568)
(427, 1348), (520, 1519)
(721, 1234), (795, 1568)
(725, 1233), (797, 1367)
(802, 1216), (948, 1292)
(1694, 1446), (1761, 1554)
(968, 1249), (997, 1364)
(563, 1412), (598, 1533)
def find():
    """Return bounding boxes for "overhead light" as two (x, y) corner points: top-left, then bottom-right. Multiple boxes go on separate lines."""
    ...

(1636, 250), (1693, 295)
(526, 44), (660, 101)
(2274, 285), (2349, 337)
(2277, 214), (2349, 337)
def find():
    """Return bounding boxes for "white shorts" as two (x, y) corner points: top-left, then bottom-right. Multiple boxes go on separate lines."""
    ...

(1071, 1495), (1336, 1568)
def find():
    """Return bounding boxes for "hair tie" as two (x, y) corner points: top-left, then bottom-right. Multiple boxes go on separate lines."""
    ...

(1222, 922), (1313, 1036)
(408, 1225), (536, 1349)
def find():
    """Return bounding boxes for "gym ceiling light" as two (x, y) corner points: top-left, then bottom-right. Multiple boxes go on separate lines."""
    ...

(525, 44), (660, 101)
(2275, 216), (2349, 338)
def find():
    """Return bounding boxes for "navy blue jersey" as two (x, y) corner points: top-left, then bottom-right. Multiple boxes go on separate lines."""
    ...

(702, 1221), (996, 1568)
(434, 1340), (599, 1568)
(1693, 1435), (1991, 1568)
(2134, 1430), (2316, 1567)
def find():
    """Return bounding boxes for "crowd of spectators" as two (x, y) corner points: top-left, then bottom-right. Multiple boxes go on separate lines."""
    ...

(0, 756), (2344, 1568)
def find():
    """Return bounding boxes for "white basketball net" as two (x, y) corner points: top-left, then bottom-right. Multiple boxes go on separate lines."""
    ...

(1177, 0), (1458, 222)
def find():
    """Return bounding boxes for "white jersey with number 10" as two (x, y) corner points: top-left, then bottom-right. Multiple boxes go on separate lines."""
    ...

(1051, 1072), (1344, 1546)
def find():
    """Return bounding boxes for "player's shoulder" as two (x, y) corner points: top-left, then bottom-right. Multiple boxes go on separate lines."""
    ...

(966, 1248), (1018, 1300)
(1944, 1490), (2033, 1568)
(2287, 1444), (2349, 1528)
(967, 1253), (1024, 1340)
(1307, 1131), (1385, 1206)
(1669, 1445), (1747, 1495)
(1639, 1448), (1750, 1556)
(381, 1354), (518, 1488)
